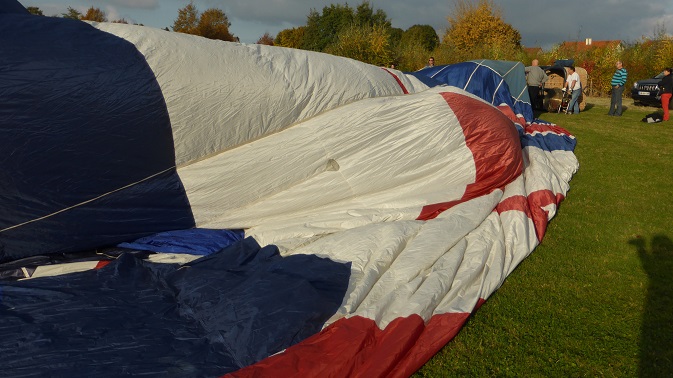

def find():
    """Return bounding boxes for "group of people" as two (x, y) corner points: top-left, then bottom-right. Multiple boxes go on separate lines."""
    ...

(525, 59), (583, 114)
(412, 57), (670, 121)
(526, 59), (670, 121)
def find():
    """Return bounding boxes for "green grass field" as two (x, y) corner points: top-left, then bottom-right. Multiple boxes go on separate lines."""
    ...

(415, 100), (673, 377)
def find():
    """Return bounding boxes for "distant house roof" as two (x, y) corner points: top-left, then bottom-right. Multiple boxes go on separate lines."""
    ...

(560, 39), (623, 51)
(524, 47), (542, 56)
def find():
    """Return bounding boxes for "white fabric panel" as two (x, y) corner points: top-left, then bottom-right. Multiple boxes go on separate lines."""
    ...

(272, 179), (536, 329)
(274, 191), (499, 328)
(74, 23), (577, 334)
(177, 87), (481, 247)
(92, 23), (425, 167)
(523, 146), (578, 198)
(492, 176), (540, 282)
(29, 261), (100, 279)
(25, 254), (200, 280)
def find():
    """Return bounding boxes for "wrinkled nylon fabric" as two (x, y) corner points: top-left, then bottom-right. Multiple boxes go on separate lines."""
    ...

(0, 238), (350, 377)
(0, 13), (193, 262)
(0, 4), (579, 377)
(413, 60), (534, 122)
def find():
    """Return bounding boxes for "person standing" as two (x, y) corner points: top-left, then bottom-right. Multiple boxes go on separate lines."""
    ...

(658, 67), (672, 121)
(525, 59), (548, 110)
(564, 66), (581, 114)
(425, 57), (435, 68)
(608, 61), (628, 116)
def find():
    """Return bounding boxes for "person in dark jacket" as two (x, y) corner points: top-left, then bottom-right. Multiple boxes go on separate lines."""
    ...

(658, 68), (672, 121)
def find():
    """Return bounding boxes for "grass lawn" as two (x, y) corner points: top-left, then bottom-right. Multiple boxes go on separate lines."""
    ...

(415, 99), (673, 377)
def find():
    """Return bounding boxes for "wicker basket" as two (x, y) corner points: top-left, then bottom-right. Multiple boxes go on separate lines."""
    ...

(542, 67), (587, 112)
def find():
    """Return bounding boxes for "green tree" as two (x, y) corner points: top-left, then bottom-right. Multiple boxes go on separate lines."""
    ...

(388, 27), (404, 49)
(394, 43), (432, 71)
(275, 27), (306, 49)
(301, 2), (392, 52)
(443, 0), (521, 52)
(325, 23), (392, 66)
(354, 1), (390, 28)
(26, 6), (43, 16)
(302, 4), (355, 51)
(400, 24), (439, 52)
(61, 6), (82, 20)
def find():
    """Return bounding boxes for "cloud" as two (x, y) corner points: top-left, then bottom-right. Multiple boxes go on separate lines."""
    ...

(111, 0), (158, 10)
(207, 0), (673, 48)
(105, 5), (122, 21)
(200, 0), (450, 32)
(500, 0), (672, 47)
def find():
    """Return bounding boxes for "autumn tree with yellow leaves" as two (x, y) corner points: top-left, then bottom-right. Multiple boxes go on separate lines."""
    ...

(325, 24), (392, 67)
(256, 32), (275, 46)
(172, 2), (236, 42)
(442, 0), (521, 60)
(81, 6), (107, 22)
(275, 27), (306, 49)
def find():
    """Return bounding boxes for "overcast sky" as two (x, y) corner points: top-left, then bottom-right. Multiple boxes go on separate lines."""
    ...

(19, 0), (673, 48)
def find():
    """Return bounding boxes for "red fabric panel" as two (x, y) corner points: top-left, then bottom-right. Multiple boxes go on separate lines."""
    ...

(386, 313), (472, 378)
(225, 313), (472, 378)
(527, 190), (565, 241)
(496, 195), (532, 219)
(94, 260), (112, 269)
(381, 68), (409, 94)
(496, 104), (527, 125)
(496, 190), (565, 242)
(417, 93), (523, 220)
(524, 123), (574, 137)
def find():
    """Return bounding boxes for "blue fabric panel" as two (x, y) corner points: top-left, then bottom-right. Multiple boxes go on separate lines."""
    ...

(520, 133), (577, 152)
(0, 0), (28, 14)
(0, 237), (351, 377)
(0, 14), (194, 262)
(554, 59), (575, 67)
(406, 70), (445, 88)
(415, 61), (534, 122)
(472, 60), (532, 119)
(118, 228), (245, 255)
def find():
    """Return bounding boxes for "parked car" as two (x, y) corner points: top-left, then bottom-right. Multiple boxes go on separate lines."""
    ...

(631, 72), (672, 108)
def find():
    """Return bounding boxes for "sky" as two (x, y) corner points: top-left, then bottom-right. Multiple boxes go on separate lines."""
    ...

(18, 0), (673, 48)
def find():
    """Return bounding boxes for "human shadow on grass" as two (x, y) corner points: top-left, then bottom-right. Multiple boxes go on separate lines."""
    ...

(629, 235), (673, 377)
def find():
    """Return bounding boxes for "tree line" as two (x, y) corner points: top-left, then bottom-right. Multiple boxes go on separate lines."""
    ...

(26, 0), (673, 97)
(26, 2), (238, 42)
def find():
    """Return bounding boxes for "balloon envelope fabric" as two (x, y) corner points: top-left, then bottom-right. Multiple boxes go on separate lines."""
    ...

(0, 3), (578, 377)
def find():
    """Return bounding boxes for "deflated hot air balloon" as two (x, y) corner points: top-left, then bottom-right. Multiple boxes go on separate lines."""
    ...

(0, 2), (578, 377)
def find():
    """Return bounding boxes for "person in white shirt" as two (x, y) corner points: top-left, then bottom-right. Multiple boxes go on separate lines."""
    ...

(564, 66), (581, 114)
